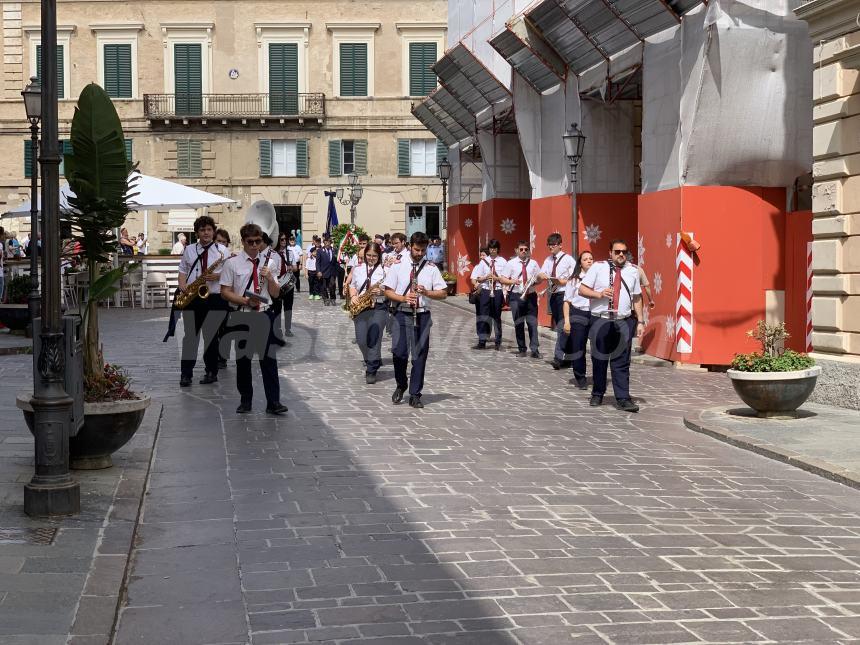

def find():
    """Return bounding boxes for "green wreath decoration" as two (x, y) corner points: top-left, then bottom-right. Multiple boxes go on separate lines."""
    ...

(331, 223), (367, 260)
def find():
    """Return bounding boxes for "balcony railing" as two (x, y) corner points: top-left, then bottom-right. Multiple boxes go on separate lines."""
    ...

(143, 93), (326, 122)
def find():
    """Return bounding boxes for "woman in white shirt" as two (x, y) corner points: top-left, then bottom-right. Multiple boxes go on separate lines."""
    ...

(349, 243), (387, 383)
(563, 251), (594, 390)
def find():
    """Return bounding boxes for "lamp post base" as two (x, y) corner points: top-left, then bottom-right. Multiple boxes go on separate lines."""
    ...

(24, 478), (80, 517)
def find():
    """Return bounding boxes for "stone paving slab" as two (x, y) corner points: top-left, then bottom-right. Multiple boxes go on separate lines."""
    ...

(685, 404), (860, 490)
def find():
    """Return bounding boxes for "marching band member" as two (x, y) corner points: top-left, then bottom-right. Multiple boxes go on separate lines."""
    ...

(349, 242), (387, 383)
(578, 239), (643, 413)
(383, 232), (447, 409)
(273, 233), (295, 338)
(562, 251), (595, 389)
(469, 239), (506, 350)
(219, 223), (287, 415)
(537, 233), (576, 370)
(384, 232), (408, 267)
(343, 234), (370, 299)
(177, 215), (229, 387)
(502, 240), (541, 358)
(305, 236), (320, 301)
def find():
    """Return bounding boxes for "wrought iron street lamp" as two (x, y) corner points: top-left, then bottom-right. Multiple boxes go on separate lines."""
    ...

(337, 174), (363, 226)
(437, 158), (451, 269)
(21, 77), (41, 339)
(24, 0), (80, 516)
(563, 122), (586, 259)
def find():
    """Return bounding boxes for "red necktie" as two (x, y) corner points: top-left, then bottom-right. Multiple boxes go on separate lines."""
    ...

(278, 252), (287, 278)
(249, 257), (260, 293)
(521, 261), (527, 284)
(551, 255), (560, 278)
(612, 266), (622, 309)
(201, 245), (208, 273)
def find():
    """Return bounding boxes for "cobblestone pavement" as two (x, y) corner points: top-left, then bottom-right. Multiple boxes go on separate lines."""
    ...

(101, 298), (860, 645)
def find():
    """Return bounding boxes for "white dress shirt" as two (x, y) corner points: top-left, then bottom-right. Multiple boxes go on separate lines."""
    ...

(287, 244), (303, 264)
(219, 249), (280, 310)
(383, 258), (446, 309)
(505, 256), (540, 294)
(179, 241), (229, 294)
(580, 261), (641, 317)
(350, 263), (387, 302)
(563, 272), (591, 311)
(470, 255), (507, 291)
(540, 252), (577, 294)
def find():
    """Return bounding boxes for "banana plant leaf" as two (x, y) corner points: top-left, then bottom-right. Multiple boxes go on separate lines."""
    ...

(80, 263), (141, 331)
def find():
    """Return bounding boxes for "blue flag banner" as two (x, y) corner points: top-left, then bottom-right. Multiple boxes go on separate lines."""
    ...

(324, 191), (339, 237)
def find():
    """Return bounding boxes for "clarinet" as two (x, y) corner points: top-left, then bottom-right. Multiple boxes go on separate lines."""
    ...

(607, 261), (615, 320)
(411, 262), (419, 330)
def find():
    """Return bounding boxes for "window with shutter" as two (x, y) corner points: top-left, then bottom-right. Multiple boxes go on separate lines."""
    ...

(269, 43), (299, 115)
(342, 140), (355, 175)
(339, 43), (368, 97)
(397, 139), (411, 177)
(60, 140), (73, 177)
(272, 141), (298, 177)
(353, 140), (367, 175)
(436, 140), (448, 165)
(408, 140), (436, 177)
(409, 42), (437, 96)
(36, 44), (65, 99)
(104, 43), (133, 98)
(329, 140), (342, 177)
(24, 140), (34, 179)
(176, 140), (202, 178)
(125, 139), (133, 164)
(296, 140), (309, 177)
(259, 140), (272, 177)
(174, 43), (202, 115)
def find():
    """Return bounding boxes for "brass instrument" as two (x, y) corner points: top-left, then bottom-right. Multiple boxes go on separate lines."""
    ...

(347, 276), (385, 319)
(174, 251), (232, 310)
(518, 268), (540, 298)
(243, 249), (273, 311)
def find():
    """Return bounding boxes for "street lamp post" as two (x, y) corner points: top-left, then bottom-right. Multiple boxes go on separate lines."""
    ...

(21, 77), (41, 339)
(336, 173), (363, 226)
(24, 0), (80, 516)
(437, 159), (451, 269)
(562, 123), (586, 260)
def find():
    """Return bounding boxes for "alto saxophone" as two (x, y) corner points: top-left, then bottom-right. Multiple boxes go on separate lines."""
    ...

(347, 276), (385, 319)
(174, 251), (232, 309)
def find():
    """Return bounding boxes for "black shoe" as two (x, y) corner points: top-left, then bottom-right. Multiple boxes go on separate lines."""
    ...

(200, 372), (218, 385)
(266, 403), (288, 415)
(571, 376), (588, 390)
(365, 372), (377, 384)
(285, 330), (294, 337)
(408, 396), (424, 409)
(550, 359), (563, 370)
(472, 343), (487, 350)
(392, 387), (406, 404)
(589, 394), (603, 407)
(531, 350), (542, 359)
(180, 376), (192, 387)
(516, 350), (527, 357)
(236, 402), (252, 414)
(217, 359), (228, 370)
(494, 344), (501, 351)
(616, 398), (640, 413)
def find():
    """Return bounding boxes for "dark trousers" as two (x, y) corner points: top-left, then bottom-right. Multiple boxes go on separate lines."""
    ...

(321, 274), (337, 302)
(392, 310), (432, 397)
(477, 289), (503, 346)
(569, 309), (592, 380)
(273, 287), (294, 334)
(336, 265), (345, 299)
(307, 272), (318, 296)
(509, 292), (539, 352)
(590, 316), (636, 400)
(354, 303), (387, 374)
(292, 270), (301, 292)
(230, 311), (281, 406)
(180, 293), (228, 378)
(550, 292), (573, 362)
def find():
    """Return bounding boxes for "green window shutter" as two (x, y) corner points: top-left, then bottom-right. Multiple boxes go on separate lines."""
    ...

(328, 139), (342, 177)
(354, 139), (368, 175)
(176, 140), (189, 176)
(340, 43), (368, 97)
(436, 139), (448, 164)
(269, 43), (299, 115)
(174, 43), (202, 115)
(189, 140), (202, 177)
(36, 45), (64, 99)
(259, 139), (272, 177)
(296, 139), (309, 177)
(409, 42), (437, 96)
(397, 139), (411, 176)
(125, 138), (133, 164)
(104, 43), (132, 98)
(60, 139), (73, 176)
(24, 140), (33, 178)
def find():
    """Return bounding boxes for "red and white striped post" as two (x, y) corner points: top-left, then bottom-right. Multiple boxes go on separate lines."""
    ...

(806, 241), (813, 353)
(675, 233), (694, 354)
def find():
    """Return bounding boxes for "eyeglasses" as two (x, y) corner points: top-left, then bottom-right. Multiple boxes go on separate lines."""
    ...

(517, 248), (528, 252)
(612, 249), (627, 255)
(245, 238), (263, 245)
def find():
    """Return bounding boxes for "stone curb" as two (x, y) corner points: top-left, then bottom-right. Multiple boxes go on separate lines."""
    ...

(683, 406), (860, 490)
(439, 294), (672, 368)
(67, 401), (164, 644)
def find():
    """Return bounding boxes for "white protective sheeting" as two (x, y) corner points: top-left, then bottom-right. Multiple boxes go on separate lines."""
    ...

(642, 0), (812, 192)
(513, 73), (567, 199)
(476, 131), (531, 201)
(448, 143), (483, 206)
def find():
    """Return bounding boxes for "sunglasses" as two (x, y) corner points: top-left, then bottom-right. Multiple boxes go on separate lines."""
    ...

(517, 248), (529, 252)
(612, 249), (628, 255)
(245, 238), (263, 245)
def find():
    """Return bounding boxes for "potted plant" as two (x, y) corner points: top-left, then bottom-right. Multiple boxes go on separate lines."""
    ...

(727, 321), (820, 418)
(442, 271), (457, 296)
(18, 84), (149, 469)
(0, 274), (35, 332)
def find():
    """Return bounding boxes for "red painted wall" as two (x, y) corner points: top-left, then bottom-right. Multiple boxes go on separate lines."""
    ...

(784, 210), (813, 353)
(477, 198), (531, 257)
(638, 186), (787, 365)
(446, 204), (479, 295)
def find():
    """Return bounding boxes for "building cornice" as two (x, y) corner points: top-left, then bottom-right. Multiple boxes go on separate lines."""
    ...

(326, 22), (381, 32)
(796, 0), (860, 40)
(90, 23), (144, 33)
(254, 22), (312, 31)
(23, 25), (76, 35)
(395, 22), (447, 33)
(160, 22), (215, 32)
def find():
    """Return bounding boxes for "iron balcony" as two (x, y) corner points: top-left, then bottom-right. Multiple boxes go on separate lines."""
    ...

(143, 92), (326, 125)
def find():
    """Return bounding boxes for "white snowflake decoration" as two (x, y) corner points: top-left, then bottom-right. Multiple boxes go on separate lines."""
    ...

(464, 218), (474, 228)
(457, 253), (472, 276)
(529, 225), (536, 252)
(665, 314), (676, 339)
(637, 233), (646, 267)
(665, 233), (673, 248)
(500, 218), (516, 235)
(583, 224), (602, 244)
(653, 272), (663, 295)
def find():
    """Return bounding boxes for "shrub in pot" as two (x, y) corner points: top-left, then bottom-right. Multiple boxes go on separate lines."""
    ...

(0, 275), (35, 331)
(727, 321), (819, 418)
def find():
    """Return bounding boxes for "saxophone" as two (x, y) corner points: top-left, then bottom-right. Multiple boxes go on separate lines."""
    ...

(174, 251), (233, 309)
(347, 277), (385, 319)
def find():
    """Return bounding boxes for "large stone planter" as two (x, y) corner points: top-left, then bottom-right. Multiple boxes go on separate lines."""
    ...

(726, 366), (821, 418)
(18, 394), (150, 469)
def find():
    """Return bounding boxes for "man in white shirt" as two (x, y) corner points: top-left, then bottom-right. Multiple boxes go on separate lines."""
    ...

(383, 231), (447, 409)
(500, 240), (541, 358)
(579, 238), (644, 413)
(287, 234), (303, 293)
(219, 222), (286, 415)
(469, 239), (507, 350)
(176, 216), (230, 387)
(537, 233), (577, 369)
(383, 232), (408, 267)
(171, 233), (187, 255)
(344, 234), (369, 299)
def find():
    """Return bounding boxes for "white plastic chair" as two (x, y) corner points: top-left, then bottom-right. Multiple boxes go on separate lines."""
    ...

(143, 272), (171, 308)
(120, 271), (143, 308)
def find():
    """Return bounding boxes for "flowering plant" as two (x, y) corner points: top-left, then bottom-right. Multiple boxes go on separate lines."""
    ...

(441, 271), (457, 282)
(730, 321), (815, 373)
(84, 362), (138, 402)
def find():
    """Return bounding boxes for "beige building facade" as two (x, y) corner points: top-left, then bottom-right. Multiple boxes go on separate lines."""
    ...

(796, 0), (860, 407)
(0, 0), (448, 250)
